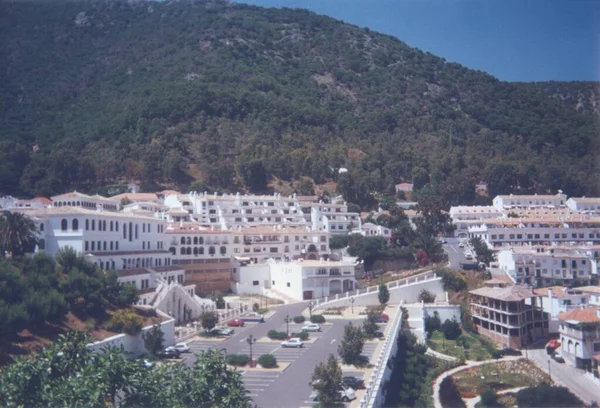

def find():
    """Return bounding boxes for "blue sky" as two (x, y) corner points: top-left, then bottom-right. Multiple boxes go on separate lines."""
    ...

(239, 0), (600, 82)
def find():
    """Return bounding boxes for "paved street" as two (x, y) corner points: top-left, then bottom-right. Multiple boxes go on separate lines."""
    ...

(182, 302), (385, 408)
(443, 237), (472, 269)
(527, 345), (600, 405)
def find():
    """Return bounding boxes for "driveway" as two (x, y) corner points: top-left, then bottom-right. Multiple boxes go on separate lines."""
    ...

(443, 238), (471, 269)
(527, 346), (600, 405)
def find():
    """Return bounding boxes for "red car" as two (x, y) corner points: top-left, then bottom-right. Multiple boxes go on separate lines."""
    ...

(377, 313), (389, 323)
(227, 319), (245, 327)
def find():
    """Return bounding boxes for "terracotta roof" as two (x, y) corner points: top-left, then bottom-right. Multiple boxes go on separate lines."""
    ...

(534, 286), (585, 298)
(575, 286), (600, 294)
(153, 265), (183, 273)
(469, 285), (534, 301)
(33, 197), (52, 205)
(111, 193), (159, 202)
(395, 183), (414, 191)
(157, 190), (180, 195)
(118, 268), (152, 277)
(557, 306), (600, 323)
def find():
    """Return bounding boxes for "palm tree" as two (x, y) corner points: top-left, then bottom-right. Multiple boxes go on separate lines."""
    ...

(0, 211), (39, 257)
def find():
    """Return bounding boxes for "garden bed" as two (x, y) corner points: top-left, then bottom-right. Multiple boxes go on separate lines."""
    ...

(451, 360), (547, 397)
(428, 330), (495, 361)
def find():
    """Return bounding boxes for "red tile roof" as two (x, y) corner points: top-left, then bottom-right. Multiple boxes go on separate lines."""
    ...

(558, 307), (600, 323)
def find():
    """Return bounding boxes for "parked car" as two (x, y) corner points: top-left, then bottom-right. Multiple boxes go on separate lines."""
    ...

(227, 319), (245, 327)
(458, 242), (465, 248)
(240, 314), (265, 323)
(159, 348), (181, 359)
(172, 342), (191, 353)
(310, 384), (356, 402)
(211, 326), (234, 336)
(281, 338), (304, 348)
(553, 352), (565, 363)
(376, 313), (389, 323)
(342, 376), (365, 390)
(499, 348), (522, 357)
(302, 323), (321, 332)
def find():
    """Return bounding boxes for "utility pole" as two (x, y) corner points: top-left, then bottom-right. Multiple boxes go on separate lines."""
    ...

(308, 300), (314, 318)
(284, 314), (291, 337)
(246, 335), (257, 367)
(349, 297), (355, 315)
(548, 359), (552, 382)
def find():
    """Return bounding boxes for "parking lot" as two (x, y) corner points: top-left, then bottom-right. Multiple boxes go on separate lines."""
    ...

(181, 303), (390, 408)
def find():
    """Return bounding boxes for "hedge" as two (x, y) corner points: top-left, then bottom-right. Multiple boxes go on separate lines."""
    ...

(267, 329), (288, 340)
(291, 331), (309, 341)
(310, 314), (326, 324)
(226, 354), (250, 366)
(258, 354), (277, 368)
(293, 315), (305, 323)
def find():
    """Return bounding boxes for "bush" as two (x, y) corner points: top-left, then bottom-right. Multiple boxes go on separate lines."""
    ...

(293, 315), (305, 323)
(442, 317), (462, 340)
(310, 314), (326, 324)
(226, 354), (250, 366)
(418, 289), (436, 303)
(257, 308), (269, 315)
(480, 389), (500, 407)
(106, 309), (143, 335)
(291, 331), (309, 341)
(267, 329), (288, 340)
(258, 354), (277, 368)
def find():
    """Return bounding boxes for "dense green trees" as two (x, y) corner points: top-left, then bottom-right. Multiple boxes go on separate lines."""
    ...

(311, 354), (343, 405)
(338, 322), (364, 364)
(1, 1), (597, 198)
(516, 383), (583, 407)
(0, 250), (138, 340)
(469, 237), (496, 265)
(0, 211), (38, 257)
(0, 332), (252, 407)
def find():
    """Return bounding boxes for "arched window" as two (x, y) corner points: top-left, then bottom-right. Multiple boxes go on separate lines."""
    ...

(100, 261), (104, 270)
(186, 247), (192, 255)
(135, 224), (138, 240)
(193, 247), (198, 255)
(193, 237), (198, 245)
(110, 241), (114, 250)
(170, 247), (176, 255)
(220, 246), (226, 255)
(85, 219), (89, 230)
(103, 221), (107, 231)
(143, 224), (146, 233)
(116, 222), (119, 232)
(129, 222), (133, 242)
(180, 237), (186, 245)
(209, 246), (215, 255)
(110, 221), (113, 231)
(77, 201), (80, 206)
(38, 239), (45, 250)
(39, 223), (44, 231)
(91, 219), (95, 231)
(199, 247), (204, 255)
(180, 247), (185, 255)
(123, 223), (127, 239)
(199, 237), (204, 245)
(72, 219), (79, 231)
(186, 237), (191, 245)
(61, 219), (68, 231)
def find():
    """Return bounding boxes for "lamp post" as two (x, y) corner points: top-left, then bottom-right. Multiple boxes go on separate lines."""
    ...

(284, 314), (291, 337)
(246, 335), (257, 367)
(308, 300), (314, 318)
(349, 297), (355, 315)
(548, 359), (552, 382)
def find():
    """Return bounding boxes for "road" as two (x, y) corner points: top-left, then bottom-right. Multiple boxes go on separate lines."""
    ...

(527, 345), (600, 405)
(182, 302), (378, 407)
(443, 237), (472, 269)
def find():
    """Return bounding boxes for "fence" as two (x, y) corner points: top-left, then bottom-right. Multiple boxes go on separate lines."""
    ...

(313, 270), (437, 309)
(359, 302), (405, 408)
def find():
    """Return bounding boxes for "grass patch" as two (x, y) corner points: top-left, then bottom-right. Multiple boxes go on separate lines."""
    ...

(474, 393), (517, 408)
(428, 330), (495, 361)
(452, 360), (547, 397)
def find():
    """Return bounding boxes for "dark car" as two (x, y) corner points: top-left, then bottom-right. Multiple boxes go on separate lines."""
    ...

(499, 348), (522, 356)
(159, 348), (181, 359)
(342, 376), (365, 390)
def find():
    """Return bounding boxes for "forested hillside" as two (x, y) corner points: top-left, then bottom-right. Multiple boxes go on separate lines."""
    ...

(1, 0), (599, 204)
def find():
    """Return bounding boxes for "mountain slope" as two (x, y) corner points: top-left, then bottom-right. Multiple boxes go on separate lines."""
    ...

(1, 0), (598, 201)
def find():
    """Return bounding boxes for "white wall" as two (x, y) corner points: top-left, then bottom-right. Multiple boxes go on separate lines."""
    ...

(271, 263), (304, 300)
(87, 311), (175, 357)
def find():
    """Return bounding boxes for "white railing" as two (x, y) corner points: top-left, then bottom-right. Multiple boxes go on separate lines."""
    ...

(312, 271), (437, 309)
(360, 302), (405, 408)
(175, 303), (251, 342)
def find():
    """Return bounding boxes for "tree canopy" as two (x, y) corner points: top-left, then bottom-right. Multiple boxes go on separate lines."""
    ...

(1, 0), (598, 198)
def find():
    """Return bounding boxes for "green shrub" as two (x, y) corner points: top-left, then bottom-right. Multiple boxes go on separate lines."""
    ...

(258, 354), (277, 368)
(267, 329), (287, 340)
(310, 314), (326, 324)
(226, 354), (250, 366)
(292, 331), (309, 341)
(293, 315), (305, 323)
(106, 309), (143, 335)
(257, 308), (269, 315)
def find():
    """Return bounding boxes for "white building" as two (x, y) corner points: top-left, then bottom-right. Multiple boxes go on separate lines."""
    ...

(52, 191), (120, 212)
(232, 258), (361, 301)
(497, 246), (597, 286)
(529, 286), (589, 333)
(576, 286), (600, 306)
(493, 193), (568, 211)
(558, 306), (600, 374)
(449, 205), (503, 237)
(567, 197), (600, 214)
(351, 222), (392, 239)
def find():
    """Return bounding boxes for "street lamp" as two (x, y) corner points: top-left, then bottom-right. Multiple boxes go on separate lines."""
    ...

(284, 314), (291, 337)
(548, 359), (552, 382)
(308, 300), (314, 318)
(349, 297), (355, 315)
(246, 335), (257, 367)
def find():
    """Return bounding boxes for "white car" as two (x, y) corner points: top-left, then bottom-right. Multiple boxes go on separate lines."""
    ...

(465, 253), (473, 260)
(211, 326), (234, 336)
(310, 384), (356, 402)
(458, 242), (465, 248)
(281, 338), (304, 348)
(172, 343), (191, 353)
(302, 323), (321, 332)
